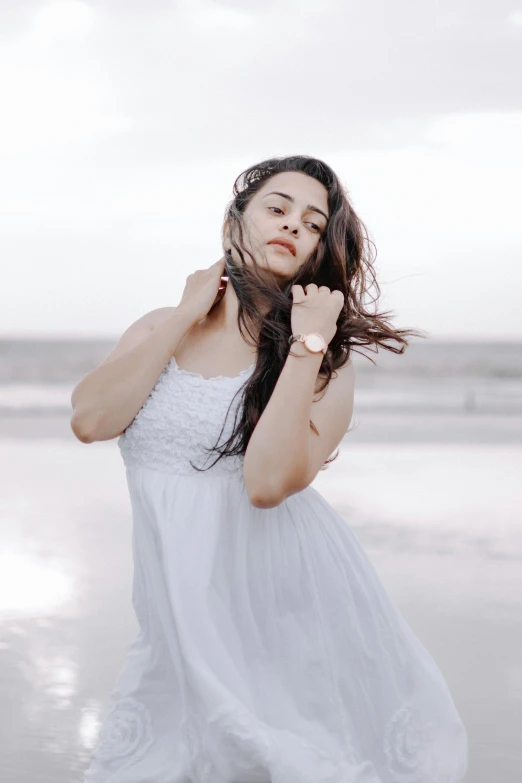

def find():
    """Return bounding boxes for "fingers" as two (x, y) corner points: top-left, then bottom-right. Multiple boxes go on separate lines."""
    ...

(291, 283), (345, 308)
(293, 283), (344, 296)
(292, 283), (327, 299)
(291, 284), (306, 303)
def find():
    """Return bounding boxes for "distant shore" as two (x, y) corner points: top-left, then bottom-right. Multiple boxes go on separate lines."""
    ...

(2, 409), (521, 444)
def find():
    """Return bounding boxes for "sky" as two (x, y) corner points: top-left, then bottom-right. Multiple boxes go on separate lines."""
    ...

(1, 0), (521, 340)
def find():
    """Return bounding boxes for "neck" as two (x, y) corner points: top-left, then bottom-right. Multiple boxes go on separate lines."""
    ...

(204, 278), (273, 333)
(204, 283), (241, 332)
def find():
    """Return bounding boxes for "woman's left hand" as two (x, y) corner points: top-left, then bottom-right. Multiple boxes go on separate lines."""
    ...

(290, 284), (345, 347)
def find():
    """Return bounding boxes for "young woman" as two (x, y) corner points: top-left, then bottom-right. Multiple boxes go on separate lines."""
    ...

(72, 156), (469, 782)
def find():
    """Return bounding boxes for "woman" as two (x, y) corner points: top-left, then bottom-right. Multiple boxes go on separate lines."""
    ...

(72, 155), (469, 782)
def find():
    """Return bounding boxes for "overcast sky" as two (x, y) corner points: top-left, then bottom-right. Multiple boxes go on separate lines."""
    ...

(1, 0), (521, 340)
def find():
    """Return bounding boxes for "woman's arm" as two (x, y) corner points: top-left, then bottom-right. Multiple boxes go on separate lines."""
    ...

(243, 341), (354, 508)
(70, 307), (194, 443)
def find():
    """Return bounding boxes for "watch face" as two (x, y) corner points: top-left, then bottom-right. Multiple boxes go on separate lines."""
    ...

(304, 333), (325, 353)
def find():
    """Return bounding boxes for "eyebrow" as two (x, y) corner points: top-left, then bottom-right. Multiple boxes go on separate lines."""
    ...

(262, 191), (329, 223)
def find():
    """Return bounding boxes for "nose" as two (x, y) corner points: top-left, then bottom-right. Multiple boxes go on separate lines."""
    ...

(280, 213), (299, 234)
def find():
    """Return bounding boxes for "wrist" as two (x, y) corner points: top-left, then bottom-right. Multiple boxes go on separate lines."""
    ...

(289, 331), (328, 356)
(287, 340), (325, 362)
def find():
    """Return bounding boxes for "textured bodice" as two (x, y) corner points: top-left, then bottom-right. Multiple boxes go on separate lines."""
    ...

(118, 356), (255, 478)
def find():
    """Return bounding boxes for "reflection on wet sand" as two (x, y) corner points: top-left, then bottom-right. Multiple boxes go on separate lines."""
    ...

(0, 550), (73, 615)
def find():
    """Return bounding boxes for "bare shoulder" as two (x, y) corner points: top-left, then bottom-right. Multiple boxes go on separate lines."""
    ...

(332, 356), (355, 391)
(317, 354), (355, 382)
(146, 306), (178, 329)
(95, 306), (178, 368)
(329, 355), (355, 387)
(115, 306), (178, 335)
(313, 356), (354, 404)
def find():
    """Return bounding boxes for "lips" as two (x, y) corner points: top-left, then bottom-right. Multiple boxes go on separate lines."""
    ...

(268, 238), (296, 256)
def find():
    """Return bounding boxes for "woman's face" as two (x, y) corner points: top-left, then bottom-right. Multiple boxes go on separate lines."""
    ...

(227, 170), (330, 280)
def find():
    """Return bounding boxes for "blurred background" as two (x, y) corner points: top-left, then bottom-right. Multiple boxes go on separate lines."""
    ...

(0, 1), (521, 781)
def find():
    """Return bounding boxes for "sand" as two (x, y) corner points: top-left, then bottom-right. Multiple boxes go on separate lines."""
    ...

(0, 419), (521, 781)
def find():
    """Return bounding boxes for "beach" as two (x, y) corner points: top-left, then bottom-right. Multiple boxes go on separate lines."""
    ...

(0, 339), (521, 781)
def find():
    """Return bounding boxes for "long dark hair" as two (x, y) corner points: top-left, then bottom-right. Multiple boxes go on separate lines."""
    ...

(190, 154), (426, 473)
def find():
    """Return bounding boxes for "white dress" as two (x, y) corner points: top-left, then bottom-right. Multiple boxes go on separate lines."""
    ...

(83, 355), (469, 783)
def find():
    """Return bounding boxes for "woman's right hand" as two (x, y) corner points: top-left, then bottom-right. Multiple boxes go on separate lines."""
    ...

(176, 256), (228, 325)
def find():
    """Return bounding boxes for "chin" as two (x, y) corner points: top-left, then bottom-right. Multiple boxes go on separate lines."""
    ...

(260, 261), (292, 275)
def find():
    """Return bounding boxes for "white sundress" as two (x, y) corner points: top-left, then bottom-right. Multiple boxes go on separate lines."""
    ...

(82, 355), (469, 783)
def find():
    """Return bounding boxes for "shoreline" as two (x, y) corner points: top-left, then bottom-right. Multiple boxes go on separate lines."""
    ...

(1, 409), (521, 443)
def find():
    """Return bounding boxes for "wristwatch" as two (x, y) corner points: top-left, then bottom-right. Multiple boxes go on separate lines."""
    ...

(288, 333), (327, 355)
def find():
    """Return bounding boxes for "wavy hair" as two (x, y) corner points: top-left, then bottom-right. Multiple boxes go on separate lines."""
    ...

(190, 154), (426, 473)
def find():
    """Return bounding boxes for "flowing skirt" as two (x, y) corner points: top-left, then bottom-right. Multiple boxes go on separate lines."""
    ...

(83, 465), (468, 783)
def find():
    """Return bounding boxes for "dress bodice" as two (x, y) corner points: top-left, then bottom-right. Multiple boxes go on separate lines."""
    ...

(118, 356), (255, 478)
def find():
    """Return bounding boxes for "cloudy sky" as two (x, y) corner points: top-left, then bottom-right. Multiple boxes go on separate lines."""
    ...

(1, 0), (521, 340)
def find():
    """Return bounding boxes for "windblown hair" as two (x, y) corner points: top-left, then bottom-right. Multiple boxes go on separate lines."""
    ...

(190, 154), (426, 473)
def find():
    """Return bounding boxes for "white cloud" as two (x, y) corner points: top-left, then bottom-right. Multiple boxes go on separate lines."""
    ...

(0, 66), (132, 150)
(0, 4), (132, 152)
(29, 1), (95, 46)
(507, 9), (522, 26)
(1, 1), (521, 338)
(179, 0), (256, 30)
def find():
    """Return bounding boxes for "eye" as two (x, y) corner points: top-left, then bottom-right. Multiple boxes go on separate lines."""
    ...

(268, 206), (322, 233)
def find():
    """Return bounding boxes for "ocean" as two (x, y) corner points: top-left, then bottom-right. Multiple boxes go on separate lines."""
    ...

(2, 337), (522, 415)
(1, 337), (522, 442)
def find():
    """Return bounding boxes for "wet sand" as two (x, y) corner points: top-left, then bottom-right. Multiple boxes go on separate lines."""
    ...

(0, 414), (521, 781)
